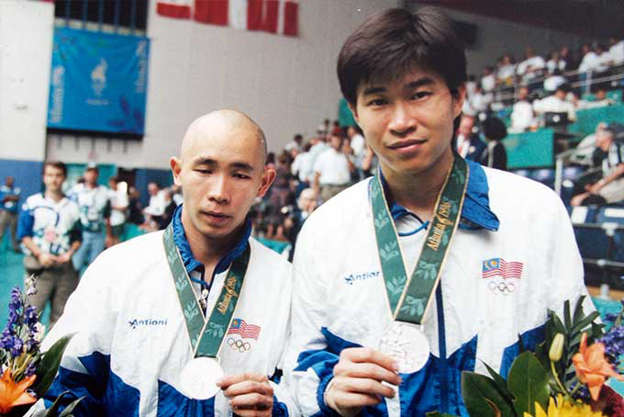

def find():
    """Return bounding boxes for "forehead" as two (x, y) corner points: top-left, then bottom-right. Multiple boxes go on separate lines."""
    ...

(357, 66), (448, 96)
(44, 166), (64, 175)
(184, 126), (264, 168)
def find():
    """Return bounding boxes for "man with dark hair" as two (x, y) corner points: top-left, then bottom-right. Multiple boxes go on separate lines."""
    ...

(285, 7), (589, 416)
(17, 161), (81, 329)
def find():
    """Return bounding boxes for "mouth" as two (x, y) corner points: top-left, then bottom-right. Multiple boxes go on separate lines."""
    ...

(200, 210), (232, 224)
(386, 139), (427, 151)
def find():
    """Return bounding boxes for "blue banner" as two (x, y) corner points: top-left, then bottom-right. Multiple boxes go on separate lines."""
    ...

(48, 27), (150, 135)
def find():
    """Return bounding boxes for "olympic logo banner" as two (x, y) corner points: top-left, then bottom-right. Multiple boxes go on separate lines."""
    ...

(47, 27), (150, 135)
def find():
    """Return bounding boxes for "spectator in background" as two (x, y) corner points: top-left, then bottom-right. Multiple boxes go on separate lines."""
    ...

(516, 47), (546, 82)
(69, 164), (112, 273)
(569, 122), (608, 166)
(157, 188), (177, 229)
(142, 181), (165, 231)
(291, 142), (314, 189)
(543, 69), (567, 93)
(456, 114), (488, 164)
(465, 74), (477, 97)
(559, 46), (574, 70)
(313, 134), (354, 203)
(285, 133), (303, 153)
(0, 176), (21, 251)
(578, 86), (616, 110)
(608, 37), (624, 67)
(533, 84), (577, 123)
(467, 84), (492, 114)
(510, 86), (536, 133)
(18, 161), (81, 329)
(482, 116), (508, 170)
(546, 50), (566, 74)
(497, 54), (516, 86)
(107, 176), (128, 246)
(571, 125), (624, 206)
(171, 184), (183, 206)
(330, 120), (343, 137)
(480, 66), (496, 92)
(578, 44), (607, 74)
(127, 186), (144, 225)
(347, 125), (366, 179)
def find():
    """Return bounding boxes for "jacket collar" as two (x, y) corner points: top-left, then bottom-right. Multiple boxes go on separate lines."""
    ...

(380, 159), (499, 231)
(171, 204), (251, 275)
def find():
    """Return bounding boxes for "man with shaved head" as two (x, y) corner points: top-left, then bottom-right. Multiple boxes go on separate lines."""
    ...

(31, 110), (299, 417)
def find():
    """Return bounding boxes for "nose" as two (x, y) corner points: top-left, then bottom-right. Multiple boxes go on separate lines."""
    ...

(388, 102), (416, 136)
(207, 174), (229, 204)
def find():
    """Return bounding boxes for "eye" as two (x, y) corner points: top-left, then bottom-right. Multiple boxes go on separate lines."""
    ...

(233, 173), (251, 180)
(412, 91), (432, 100)
(366, 98), (387, 107)
(194, 168), (212, 174)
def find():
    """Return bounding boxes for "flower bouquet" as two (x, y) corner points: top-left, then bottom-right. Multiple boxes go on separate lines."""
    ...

(428, 296), (624, 417)
(0, 278), (81, 417)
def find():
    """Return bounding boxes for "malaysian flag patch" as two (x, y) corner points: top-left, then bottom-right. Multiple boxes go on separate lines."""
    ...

(482, 258), (523, 279)
(227, 319), (261, 340)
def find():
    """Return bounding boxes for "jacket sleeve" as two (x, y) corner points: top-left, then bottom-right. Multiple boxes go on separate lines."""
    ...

(36, 249), (123, 416)
(282, 222), (342, 417)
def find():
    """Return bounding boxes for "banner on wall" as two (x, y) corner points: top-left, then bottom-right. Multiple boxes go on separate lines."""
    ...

(47, 27), (150, 135)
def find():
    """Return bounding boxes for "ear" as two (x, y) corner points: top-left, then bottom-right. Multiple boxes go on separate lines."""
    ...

(452, 84), (467, 119)
(170, 157), (182, 186)
(257, 166), (277, 198)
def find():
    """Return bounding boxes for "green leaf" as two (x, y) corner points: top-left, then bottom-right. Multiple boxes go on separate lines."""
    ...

(483, 362), (516, 404)
(563, 299), (571, 331)
(32, 334), (75, 397)
(425, 412), (459, 417)
(572, 295), (586, 324)
(461, 372), (515, 417)
(507, 352), (550, 416)
(42, 391), (74, 417)
(58, 397), (85, 417)
(571, 311), (601, 334)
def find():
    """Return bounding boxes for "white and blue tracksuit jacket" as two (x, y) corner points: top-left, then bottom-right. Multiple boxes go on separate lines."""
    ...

(283, 161), (590, 417)
(32, 207), (297, 417)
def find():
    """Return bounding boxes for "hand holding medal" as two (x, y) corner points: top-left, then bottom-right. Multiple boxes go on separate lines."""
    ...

(324, 347), (402, 417)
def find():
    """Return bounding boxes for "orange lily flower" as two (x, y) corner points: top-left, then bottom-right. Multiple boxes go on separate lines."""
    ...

(572, 333), (624, 401)
(0, 369), (37, 414)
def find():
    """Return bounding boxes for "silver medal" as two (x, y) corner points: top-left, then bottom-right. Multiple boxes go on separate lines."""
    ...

(379, 322), (430, 374)
(179, 357), (224, 399)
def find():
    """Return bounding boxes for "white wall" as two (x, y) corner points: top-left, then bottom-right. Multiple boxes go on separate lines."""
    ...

(432, 7), (592, 77)
(0, 1), (54, 161)
(48, 0), (398, 169)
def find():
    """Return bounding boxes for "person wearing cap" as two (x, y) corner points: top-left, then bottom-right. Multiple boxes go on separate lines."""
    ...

(17, 161), (81, 329)
(68, 164), (113, 273)
(283, 7), (590, 416)
(29, 110), (297, 417)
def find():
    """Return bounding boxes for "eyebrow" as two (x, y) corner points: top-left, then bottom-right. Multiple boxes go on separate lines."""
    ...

(192, 157), (255, 172)
(361, 77), (436, 96)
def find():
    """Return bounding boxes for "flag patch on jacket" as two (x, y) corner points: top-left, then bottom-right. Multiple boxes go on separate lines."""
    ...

(227, 319), (261, 340)
(482, 258), (523, 279)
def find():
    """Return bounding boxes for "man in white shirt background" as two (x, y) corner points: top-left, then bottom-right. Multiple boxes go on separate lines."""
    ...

(313, 134), (354, 203)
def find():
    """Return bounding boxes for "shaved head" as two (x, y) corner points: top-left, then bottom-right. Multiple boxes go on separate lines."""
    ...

(180, 109), (267, 164)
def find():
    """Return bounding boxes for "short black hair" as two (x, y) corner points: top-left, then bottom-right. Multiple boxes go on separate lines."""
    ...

(337, 7), (467, 107)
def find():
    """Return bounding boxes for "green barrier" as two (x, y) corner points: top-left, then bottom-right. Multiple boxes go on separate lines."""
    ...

(338, 98), (356, 127)
(568, 104), (624, 137)
(502, 128), (554, 169)
(256, 237), (291, 255)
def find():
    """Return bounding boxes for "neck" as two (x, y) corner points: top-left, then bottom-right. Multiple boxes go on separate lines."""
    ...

(86, 182), (97, 189)
(381, 149), (454, 220)
(45, 189), (64, 202)
(181, 212), (242, 268)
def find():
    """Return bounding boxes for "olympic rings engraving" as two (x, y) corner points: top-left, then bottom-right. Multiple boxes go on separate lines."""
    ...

(488, 280), (516, 294)
(227, 336), (251, 352)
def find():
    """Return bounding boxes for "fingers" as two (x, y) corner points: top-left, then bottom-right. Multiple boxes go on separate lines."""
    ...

(217, 373), (268, 389)
(230, 391), (273, 410)
(336, 347), (401, 385)
(222, 379), (274, 399)
(332, 376), (396, 399)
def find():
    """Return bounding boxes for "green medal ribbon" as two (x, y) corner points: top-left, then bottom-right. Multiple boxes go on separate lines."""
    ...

(369, 156), (469, 324)
(163, 223), (250, 357)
